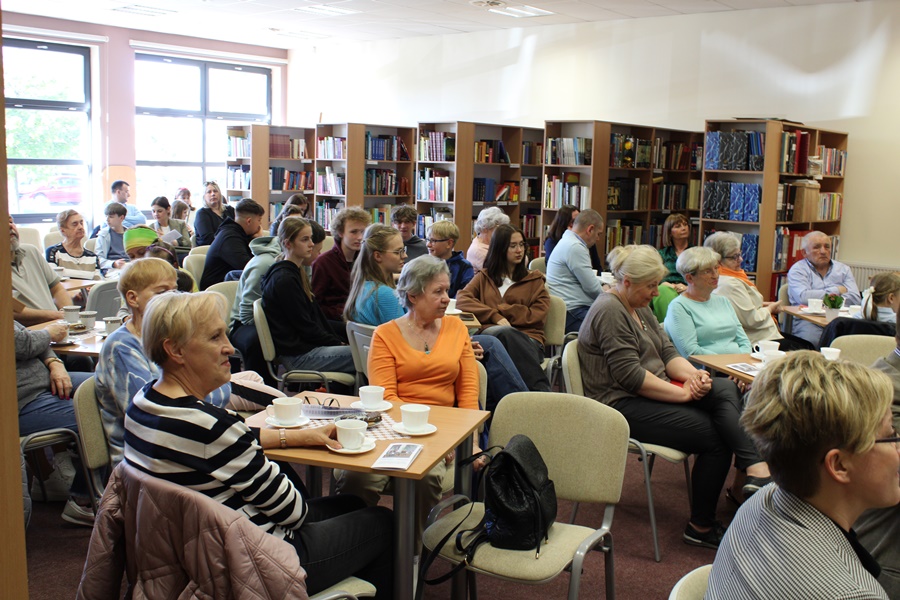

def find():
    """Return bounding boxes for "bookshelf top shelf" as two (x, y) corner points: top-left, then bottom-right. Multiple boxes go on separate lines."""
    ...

(703, 169), (764, 175)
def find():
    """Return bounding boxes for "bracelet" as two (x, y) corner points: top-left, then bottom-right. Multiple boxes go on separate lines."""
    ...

(45, 357), (64, 367)
(279, 428), (287, 449)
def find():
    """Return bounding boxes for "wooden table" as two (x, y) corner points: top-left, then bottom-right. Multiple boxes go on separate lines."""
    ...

(781, 305), (850, 331)
(28, 321), (107, 358)
(60, 278), (98, 292)
(690, 353), (760, 384)
(245, 390), (490, 600)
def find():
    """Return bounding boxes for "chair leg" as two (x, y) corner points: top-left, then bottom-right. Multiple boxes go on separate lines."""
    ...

(604, 534), (616, 600)
(636, 450), (662, 562)
(569, 502), (580, 524)
(682, 457), (693, 507)
(467, 570), (477, 600)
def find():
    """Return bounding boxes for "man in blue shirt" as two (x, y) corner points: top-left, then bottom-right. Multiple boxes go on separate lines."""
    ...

(787, 230), (861, 347)
(546, 209), (605, 332)
(104, 180), (145, 229)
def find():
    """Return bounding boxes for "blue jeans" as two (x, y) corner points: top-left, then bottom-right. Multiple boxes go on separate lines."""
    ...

(481, 325), (550, 392)
(281, 345), (355, 376)
(566, 305), (591, 335)
(471, 335), (527, 413)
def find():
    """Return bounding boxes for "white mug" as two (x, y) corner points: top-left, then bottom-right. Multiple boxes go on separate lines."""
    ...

(79, 310), (97, 330)
(400, 404), (430, 433)
(359, 385), (385, 409)
(807, 298), (824, 311)
(104, 316), (123, 334)
(753, 340), (780, 355)
(335, 419), (367, 450)
(447, 299), (457, 312)
(821, 347), (841, 361)
(266, 397), (303, 426)
(762, 350), (786, 364)
(63, 305), (81, 324)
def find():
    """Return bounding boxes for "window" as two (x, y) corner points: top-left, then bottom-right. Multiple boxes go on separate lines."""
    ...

(4, 39), (91, 223)
(134, 54), (270, 209)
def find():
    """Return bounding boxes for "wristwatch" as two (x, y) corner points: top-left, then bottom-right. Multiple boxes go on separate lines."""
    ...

(279, 428), (287, 449)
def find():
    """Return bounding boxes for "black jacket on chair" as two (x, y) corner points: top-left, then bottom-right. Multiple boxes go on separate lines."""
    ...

(818, 317), (895, 348)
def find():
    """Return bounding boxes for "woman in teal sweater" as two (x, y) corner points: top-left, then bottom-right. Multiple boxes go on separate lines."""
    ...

(664, 246), (751, 359)
(343, 224), (406, 326)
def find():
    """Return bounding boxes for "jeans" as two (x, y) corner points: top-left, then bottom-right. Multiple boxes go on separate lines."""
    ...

(471, 335), (527, 413)
(565, 305), (591, 335)
(291, 495), (394, 598)
(612, 378), (761, 528)
(281, 345), (355, 375)
(481, 325), (551, 392)
(230, 321), (279, 388)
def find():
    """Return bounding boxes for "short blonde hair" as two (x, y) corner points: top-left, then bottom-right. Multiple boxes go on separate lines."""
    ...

(676, 246), (720, 277)
(117, 258), (178, 303)
(743, 351), (893, 497)
(331, 206), (372, 240)
(606, 244), (667, 285)
(142, 291), (227, 367)
(428, 220), (459, 243)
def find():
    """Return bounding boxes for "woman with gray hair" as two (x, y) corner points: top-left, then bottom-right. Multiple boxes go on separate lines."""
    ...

(704, 232), (812, 351)
(466, 206), (510, 271)
(663, 246), (752, 359)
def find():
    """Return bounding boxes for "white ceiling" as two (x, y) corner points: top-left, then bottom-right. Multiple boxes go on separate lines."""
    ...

(3, 0), (860, 49)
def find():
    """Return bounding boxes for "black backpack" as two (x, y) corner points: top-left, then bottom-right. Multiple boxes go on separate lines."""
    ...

(417, 435), (557, 593)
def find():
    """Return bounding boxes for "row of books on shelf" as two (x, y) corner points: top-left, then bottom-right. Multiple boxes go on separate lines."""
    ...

(522, 214), (539, 239)
(654, 179), (701, 211)
(419, 132), (455, 162)
(270, 134), (308, 160)
(318, 136), (347, 160)
(365, 132), (410, 161)
(474, 139), (510, 164)
(546, 137), (592, 166)
(227, 129), (251, 159)
(702, 181), (762, 222)
(543, 173), (589, 209)
(605, 219), (645, 254)
(417, 168), (451, 202)
(775, 180), (818, 221)
(227, 165), (251, 190)
(522, 141), (543, 165)
(607, 177), (650, 211)
(415, 209), (453, 238)
(779, 130), (811, 175)
(704, 130), (765, 171)
(655, 140), (704, 171)
(365, 169), (410, 196)
(471, 177), (538, 203)
(313, 200), (344, 231)
(817, 145), (848, 176)
(270, 168), (314, 192)
(317, 167), (345, 196)
(367, 204), (394, 226)
(610, 134), (652, 169)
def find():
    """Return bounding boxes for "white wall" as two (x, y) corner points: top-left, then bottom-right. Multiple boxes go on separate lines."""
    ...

(288, 0), (900, 267)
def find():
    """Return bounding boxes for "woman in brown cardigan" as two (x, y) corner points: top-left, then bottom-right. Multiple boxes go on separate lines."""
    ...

(457, 224), (551, 391)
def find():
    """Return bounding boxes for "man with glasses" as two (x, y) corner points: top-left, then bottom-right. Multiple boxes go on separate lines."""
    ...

(390, 205), (428, 260)
(425, 220), (473, 297)
(546, 209), (606, 333)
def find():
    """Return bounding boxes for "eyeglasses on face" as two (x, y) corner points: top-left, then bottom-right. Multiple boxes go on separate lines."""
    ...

(724, 253), (742, 261)
(693, 266), (719, 277)
(427, 238), (450, 244)
(874, 429), (900, 447)
(383, 248), (407, 256)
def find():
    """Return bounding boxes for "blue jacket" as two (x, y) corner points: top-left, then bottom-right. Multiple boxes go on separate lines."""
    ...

(446, 251), (474, 298)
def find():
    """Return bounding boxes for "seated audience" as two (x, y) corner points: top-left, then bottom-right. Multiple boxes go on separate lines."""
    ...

(143, 240), (196, 292)
(457, 224), (551, 392)
(707, 351), (897, 599)
(15, 319), (94, 526)
(546, 209), (606, 333)
(858, 272), (900, 324)
(311, 206), (372, 321)
(344, 224), (406, 325)
(658, 213), (692, 291)
(262, 218), (355, 377)
(171, 197), (194, 234)
(45, 209), (100, 274)
(95, 202), (129, 270)
(578, 244), (770, 548)
(10, 215), (71, 325)
(148, 196), (192, 248)
(104, 180), (145, 229)
(426, 220), (473, 298)
(193, 181), (235, 246)
(704, 232), (812, 351)
(466, 206), (509, 272)
(787, 230), (861, 346)
(391, 205), (428, 260)
(269, 194), (310, 235)
(543, 204), (605, 271)
(663, 246), (751, 359)
(199, 198), (265, 290)
(123, 225), (160, 261)
(337, 255), (486, 539)
(124, 291), (393, 597)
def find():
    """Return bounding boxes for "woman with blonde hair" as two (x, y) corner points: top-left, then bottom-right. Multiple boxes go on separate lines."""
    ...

(344, 224), (406, 325)
(858, 272), (900, 323)
(194, 181), (234, 246)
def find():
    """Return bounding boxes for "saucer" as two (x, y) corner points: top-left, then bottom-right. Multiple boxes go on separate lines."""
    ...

(51, 339), (77, 347)
(351, 400), (392, 412)
(265, 416), (310, 429)
(330, 437), (376, 454)
(444, 309), (463, 316)
(392, 422), (437, 436)
(801, 308), (825, 315)
(749, 351), (764, 360)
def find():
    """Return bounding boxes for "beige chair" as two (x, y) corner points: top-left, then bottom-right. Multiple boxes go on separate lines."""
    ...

(346, 321), (377, 389)
(72, 376), (110, 513)
(16, 226), (43, 251)
(561, 339), (691, 562)
(321, 235), (336, 253)
(21, 426), (94, 513)
(207, 281), (240, 316)
(529, 256), (546, 274)
(84, 237), (97, 252)
(85, 279), (123, 320)
(189, 244), (210, 256)
(668, 564), (712, 600)
(253, 299), (355, 393)
(43, 231), (63, 250)
(183, 253), (206, 284)
(420, 392), (629, 600)
(830, 334), (896, 366)
(777, 284), (792, 332)
(541, 295), (568, 387)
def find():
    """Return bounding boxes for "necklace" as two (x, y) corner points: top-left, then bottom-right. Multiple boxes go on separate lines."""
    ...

(405, 316), (432, 354)
(610, 289), (647, 331)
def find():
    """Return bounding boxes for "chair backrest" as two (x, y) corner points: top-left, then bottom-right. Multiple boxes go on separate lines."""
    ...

(84, 237), (97, 252)
(543, 294), (567, 346)
(72, 376), (110, 472)
(17, 226), (43, 251)
(253, 298), (278, 362)
(777, 284), (790, 329)
(183, 254), (206, 283)
(529, 256), (546, 274)
(207, 281), (239, 316)
(85, 280), (123, 319)
(189, 244), (210, 256)
(830, 334), (896, 365)
(346, 321), (377, 381)
(321, 235), (335, 253)
(668, 564), (712, 600)
(43, 231), (63, 249)
(561, 339), (584, 396)
(476, 361), (488, 412)
(489, 392), (629, 504)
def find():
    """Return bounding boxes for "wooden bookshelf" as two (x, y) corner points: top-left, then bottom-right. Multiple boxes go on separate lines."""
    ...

(701, 119), (847, 300)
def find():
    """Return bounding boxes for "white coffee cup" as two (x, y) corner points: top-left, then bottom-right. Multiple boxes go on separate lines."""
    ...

(104, 316), (123, 334)
(335, 419), (367, 450)
(762, 349), (786, 364)
(400, 404), (430, 433)
(79, 310), (97, 330)
(447, 299), (457, 312)
(266, 396), (304, 426)
(821, 347), (841, 361)
(591, 269), (598, 276)
(848, 304), (862, 317)
(753, 340), (780, 355)
(359, 385), (385, 409)
(63, 305), (81, 324)
(807, 298), (824, 311)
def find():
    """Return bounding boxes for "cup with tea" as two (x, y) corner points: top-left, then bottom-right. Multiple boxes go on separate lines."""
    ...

(79, 310), (97, 330)
(359, 385), (385, 410)
(820, 347), (841, 361)
(762, 350), (786, 364)
(807, 298), (824, 311)
(63, 305), (81, 324)
(104, 316), (123, 334)
(265, 396), (304, 426)
(400, 404), (430, 433)
(335, 419), (367, 450)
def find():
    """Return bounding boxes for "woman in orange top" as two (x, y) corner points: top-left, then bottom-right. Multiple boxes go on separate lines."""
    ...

(336, 255), (482, 540)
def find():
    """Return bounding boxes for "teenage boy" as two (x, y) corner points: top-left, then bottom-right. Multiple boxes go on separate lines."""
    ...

(391, 205), (428, 260)
(199, 198), (266, 290)
(95, 202), (129, 270)
(426, 220), (473, 298)
(311, 206), (372, 321)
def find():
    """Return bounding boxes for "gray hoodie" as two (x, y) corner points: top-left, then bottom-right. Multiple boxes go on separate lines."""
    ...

(231, 236), (281, 327)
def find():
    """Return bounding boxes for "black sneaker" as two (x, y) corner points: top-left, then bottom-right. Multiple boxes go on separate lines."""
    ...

(742, 476), (772, 499)
(683, 522), (726, 549)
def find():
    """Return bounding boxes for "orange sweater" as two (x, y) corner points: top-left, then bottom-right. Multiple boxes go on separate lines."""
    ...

(368, 317), (479, 410)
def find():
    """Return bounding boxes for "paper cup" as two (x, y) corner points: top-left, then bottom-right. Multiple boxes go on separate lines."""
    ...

(63, 305), (81, 324)
(79, 310), (97, 330)
(265, 397), (304, 426)
(359, 385), (385, 409)
(400, 404), (430, 433)
(104, 316), (123, 334)
(753, 340), (780, 355)
(807, 298), (824, 311)
(820, 347), (841, 361)
(335, 419), (367, 450)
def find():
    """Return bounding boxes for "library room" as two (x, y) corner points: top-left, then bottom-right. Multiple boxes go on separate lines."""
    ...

(2, 0), (899, 599)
